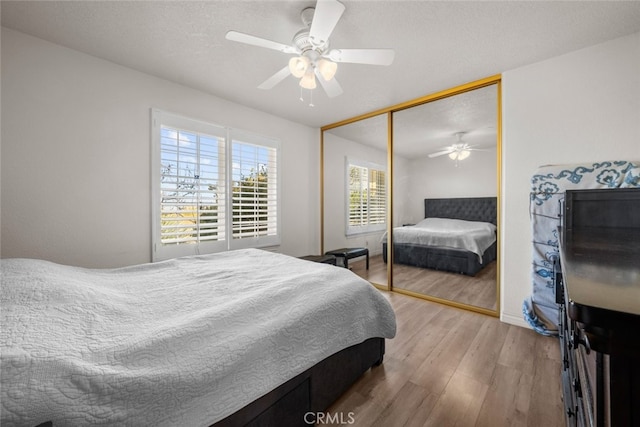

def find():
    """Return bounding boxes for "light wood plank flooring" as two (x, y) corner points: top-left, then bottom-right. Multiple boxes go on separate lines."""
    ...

(351, 255), (497, 311)
(328, 292), (564, 427)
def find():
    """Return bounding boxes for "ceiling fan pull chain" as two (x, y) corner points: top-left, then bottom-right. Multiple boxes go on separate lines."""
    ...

(309, 89), (314, 107)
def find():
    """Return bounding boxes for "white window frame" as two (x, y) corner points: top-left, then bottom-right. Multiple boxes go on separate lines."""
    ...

(151, 109), (280, 261)
(345, 157), (387, 236)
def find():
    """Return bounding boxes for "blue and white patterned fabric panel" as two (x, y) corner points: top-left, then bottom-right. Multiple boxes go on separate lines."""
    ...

(523, 160), (640, 336)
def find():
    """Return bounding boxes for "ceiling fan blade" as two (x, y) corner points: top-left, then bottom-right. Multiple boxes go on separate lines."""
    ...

(428, 149), (454, 158)
(464, 143), (494, 151)
(327, 48), (395, 66)
(258, 66), (291, 90)
(309, 0), (346, 47)
(226, 31), (297, 54)
(314, 68), (343, 98)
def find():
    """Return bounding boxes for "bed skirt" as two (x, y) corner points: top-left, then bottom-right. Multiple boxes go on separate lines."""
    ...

(382, 242), (496, 276)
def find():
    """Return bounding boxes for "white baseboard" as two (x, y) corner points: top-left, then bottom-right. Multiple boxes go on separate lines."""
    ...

(500, 311), (530, 329)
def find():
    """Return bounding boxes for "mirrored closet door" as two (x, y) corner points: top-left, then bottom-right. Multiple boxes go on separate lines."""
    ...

(321, 76), (501, 315)
(391, 83), (499, 313)
(322, 113), (389, 288)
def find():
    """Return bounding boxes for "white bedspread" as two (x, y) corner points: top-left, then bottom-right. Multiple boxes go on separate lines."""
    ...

(0, 249), (396, 426)
(384, 217), (496, 262)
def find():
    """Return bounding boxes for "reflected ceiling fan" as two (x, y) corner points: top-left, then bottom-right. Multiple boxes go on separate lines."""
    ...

(428, 132), (489, 164)
(225, 0), (395, 101)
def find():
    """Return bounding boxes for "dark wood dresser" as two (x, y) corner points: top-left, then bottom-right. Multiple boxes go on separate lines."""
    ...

(556, 188), (640, 427)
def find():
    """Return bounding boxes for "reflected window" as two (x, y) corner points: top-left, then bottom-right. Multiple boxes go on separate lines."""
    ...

(346, 158), (386, 235)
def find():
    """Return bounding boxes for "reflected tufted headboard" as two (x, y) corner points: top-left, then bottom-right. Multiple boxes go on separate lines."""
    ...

(424, 197), (497, 226)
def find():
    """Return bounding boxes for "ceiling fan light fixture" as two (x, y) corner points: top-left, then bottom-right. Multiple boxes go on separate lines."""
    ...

(226, 1), (394, 102)
(317, 58), (337, 81)
(299, 69), (317, 89)
(288, 56), (310, 78)
(448, 148), (471, 161)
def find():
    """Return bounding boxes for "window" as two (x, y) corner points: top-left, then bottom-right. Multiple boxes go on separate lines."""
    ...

(152, 110), (280, 261)
(230, 131), (279, 249)
(346, 158), (387, 235)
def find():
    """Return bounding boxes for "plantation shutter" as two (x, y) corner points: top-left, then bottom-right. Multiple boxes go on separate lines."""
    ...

(159, 126), (227, 244)
(349, 165), (368, 227)
(152, 110), (280, 260)
(230, 131), (280, 249)
(369, 169), (386, 225)
(346, 159), (386, 235)
(152, 111), (227, 260)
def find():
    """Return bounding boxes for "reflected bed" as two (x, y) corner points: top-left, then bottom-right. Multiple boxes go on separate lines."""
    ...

(383, 197), (497, 276)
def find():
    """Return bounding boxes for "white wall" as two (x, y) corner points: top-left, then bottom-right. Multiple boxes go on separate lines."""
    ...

(501, 31), (640, 327)
(392, 154), (412, 227)
(404, 150), (497, 223)
(1, 28), (319, 268)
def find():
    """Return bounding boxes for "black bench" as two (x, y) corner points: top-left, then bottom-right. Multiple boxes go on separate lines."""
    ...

(299, 254), (337, 265)
(324, 247), (369, 269)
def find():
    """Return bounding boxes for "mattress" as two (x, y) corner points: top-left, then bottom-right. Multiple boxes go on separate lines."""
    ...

(0, 249), (396, 426)
(385, 217), (496, 262)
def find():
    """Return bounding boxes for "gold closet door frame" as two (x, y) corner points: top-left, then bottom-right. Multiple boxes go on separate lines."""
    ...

(321, 75), (502, 317)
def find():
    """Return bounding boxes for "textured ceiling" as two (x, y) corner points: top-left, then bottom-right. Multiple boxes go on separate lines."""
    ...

(2, 0), (640, 129)
(326, 83), (497, 158)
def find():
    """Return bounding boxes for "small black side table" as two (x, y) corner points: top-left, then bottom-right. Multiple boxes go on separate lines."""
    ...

(325, 247), (369, 269)
(299, 254), (337, 265)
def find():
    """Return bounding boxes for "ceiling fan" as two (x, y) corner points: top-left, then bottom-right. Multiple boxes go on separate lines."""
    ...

(225, 0), (395, 99)
(428, 132), (488, 162)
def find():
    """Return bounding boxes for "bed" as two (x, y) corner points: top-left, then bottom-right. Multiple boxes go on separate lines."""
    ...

(383, 197), (497, 276)
(0, 248), (396, 427)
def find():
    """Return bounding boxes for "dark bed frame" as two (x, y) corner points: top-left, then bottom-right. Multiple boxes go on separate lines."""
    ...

(383, 197), (497, 276)
(213, 337), (385, 426)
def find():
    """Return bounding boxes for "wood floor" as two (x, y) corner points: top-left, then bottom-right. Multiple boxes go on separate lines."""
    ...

(328, 291), (565, 427)
(351, 255), (497, 311)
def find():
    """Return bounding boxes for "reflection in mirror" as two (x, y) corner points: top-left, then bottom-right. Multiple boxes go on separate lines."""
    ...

(391, 84), (498, 312)
(323, 114), (388, 287)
